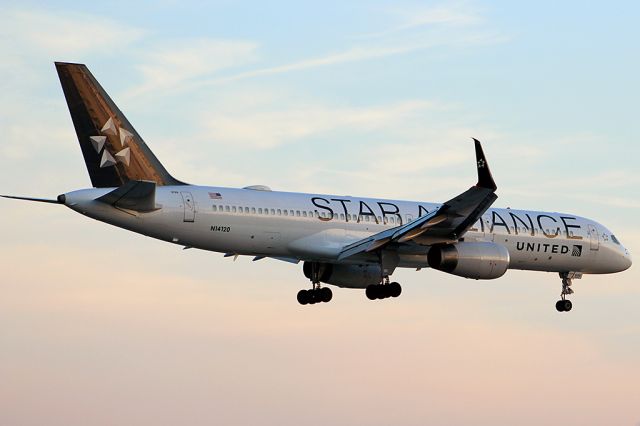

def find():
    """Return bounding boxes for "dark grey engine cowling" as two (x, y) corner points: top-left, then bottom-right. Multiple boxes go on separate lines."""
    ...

(303, 262), (381, 288)
(427, 242), (510, 280)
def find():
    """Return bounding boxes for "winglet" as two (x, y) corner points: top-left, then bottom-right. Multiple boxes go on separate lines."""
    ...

(473, 138), (497, 191)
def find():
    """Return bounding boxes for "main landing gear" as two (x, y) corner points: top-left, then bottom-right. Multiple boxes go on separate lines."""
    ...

(365, 250), (402, 301)
(556, 272), (579, 312)
(298, 262), (332, 305)
(366, 277), (402, 300)
(297, 286), (332, 305)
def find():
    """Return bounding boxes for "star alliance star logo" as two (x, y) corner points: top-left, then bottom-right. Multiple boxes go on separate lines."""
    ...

(477, 159), (486, 168)
(89, 117), (132, 168)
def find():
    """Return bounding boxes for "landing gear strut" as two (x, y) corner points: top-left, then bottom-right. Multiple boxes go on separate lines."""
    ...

(298, 262), (332, 305)
(556, 272), (580, 312)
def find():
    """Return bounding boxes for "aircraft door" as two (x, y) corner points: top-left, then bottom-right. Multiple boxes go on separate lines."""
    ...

(181, 191), (196, 222)
(588, 224), (599, 251)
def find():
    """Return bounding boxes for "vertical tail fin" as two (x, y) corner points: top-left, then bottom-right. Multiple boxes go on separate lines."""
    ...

(55, 62), (184, 188)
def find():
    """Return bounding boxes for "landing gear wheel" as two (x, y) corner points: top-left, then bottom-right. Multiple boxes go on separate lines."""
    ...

(298, 287), (333, 305)
(380, 286), (390, 299)
(389, 282), (402, 298)
(320, 287), (333, 303)
(555, 299), (573, 312)
(297, 290), (309, 305)
(366, 283), (402, 300)
(366, 285), (378, 300)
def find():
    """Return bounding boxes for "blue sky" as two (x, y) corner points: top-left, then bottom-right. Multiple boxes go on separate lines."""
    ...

(1, 1), (639, 425)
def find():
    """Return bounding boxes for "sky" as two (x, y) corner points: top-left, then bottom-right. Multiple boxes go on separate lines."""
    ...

(1, 1), (639, 425)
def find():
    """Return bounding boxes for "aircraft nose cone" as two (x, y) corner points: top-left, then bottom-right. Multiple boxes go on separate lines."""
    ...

(623, 250), (632, 271)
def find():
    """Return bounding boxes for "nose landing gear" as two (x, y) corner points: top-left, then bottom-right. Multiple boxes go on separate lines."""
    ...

(555, 272), (581, 312)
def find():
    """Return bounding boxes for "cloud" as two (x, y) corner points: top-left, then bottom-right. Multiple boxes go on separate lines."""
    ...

(0, 9), (144, 58)
(129, 39), (259, 97)
(211, 44), (427, 84)
(211, 33), (505, 85)
(180, 2), (506, 87)
(354, 3), (483, 39)
(200, 99), (438, 149)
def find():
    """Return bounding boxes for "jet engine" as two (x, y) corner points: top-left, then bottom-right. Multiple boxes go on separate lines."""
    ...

(427, 242), (510, 280)
(303, 262), (381, 288)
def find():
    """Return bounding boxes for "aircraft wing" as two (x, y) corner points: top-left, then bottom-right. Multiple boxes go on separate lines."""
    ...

(337, 139), (497, 261)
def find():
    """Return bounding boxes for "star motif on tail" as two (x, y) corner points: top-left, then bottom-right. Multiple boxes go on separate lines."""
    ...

(90, 118), (134, 168)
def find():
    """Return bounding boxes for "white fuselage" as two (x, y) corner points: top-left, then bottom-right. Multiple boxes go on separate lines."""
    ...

(62, 185), (632, 280)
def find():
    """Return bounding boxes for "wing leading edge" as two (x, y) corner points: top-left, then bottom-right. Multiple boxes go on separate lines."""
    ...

(337, 139), (498, 261)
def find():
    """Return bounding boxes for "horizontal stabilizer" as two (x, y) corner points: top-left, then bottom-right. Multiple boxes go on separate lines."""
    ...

(96, 180), (159, 212)
(1, 195), (62, 204)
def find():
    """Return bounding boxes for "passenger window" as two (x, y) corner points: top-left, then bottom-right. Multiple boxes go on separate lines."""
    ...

(232, 206), (237, 213)
(284, 210), (288, 216)
(225, 206), (230, 212)
(251, 207), (256, 214)
(296, 211), (300, 217)
(270, 209), (275, 215)
(277, 209), (282, 215)
(290, 210), (294, 216)
(258, 208), (262, 214)
(303, 211), (307, 217)
(340, 214), (345, 220)
(212, 205), (217, 211)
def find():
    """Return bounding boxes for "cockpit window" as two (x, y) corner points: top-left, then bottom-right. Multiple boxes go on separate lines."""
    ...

(611, 235), (621, 245)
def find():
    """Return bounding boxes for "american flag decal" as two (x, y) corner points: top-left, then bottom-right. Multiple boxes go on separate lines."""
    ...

(572, 245), (582, 257)
(209, 192), (222, 199)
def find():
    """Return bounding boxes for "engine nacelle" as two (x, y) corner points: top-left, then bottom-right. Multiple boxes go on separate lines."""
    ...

(303, 262), (380, 288)
(427, 242), (510, 280)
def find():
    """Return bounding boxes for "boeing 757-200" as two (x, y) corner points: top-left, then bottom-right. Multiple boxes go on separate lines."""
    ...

(2, 63), (632, 311)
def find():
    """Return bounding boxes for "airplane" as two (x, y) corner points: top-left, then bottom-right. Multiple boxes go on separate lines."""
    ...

(1, 62), (632, 312)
